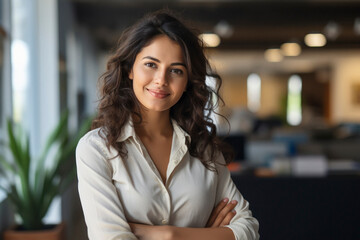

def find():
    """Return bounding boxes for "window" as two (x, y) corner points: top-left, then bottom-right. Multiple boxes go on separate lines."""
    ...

(247, 73), (261, 112)
(287, 75), (302, 126)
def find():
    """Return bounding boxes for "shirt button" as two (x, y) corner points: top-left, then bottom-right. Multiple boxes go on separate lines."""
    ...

(161, 219), (168, 224)
(174, 159), (179, 164)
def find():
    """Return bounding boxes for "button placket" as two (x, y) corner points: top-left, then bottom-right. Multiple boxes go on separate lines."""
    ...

(157, 184), (170, 225)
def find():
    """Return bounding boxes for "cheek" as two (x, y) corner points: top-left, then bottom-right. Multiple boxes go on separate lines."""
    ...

(133, 70), (151, 88)
(173, 81), (188, 100)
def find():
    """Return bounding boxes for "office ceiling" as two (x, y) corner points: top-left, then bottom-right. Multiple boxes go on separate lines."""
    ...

(71, 0), (360, 51)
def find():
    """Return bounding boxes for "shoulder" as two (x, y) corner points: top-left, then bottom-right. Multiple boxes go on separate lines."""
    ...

(203, 145), (226, 164)
(76, 128), (110, 158)
(198, 146), (227, 172)
(78, 128), (106, 146)
(76, 128), (115, 176)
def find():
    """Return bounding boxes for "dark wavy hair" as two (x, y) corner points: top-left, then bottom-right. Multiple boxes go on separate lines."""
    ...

(92, 10), (233, 169)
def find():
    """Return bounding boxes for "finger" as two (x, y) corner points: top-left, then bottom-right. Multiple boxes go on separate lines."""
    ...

(220, 209), (236, 226)
(212, 200), (237, 227)
(206, 198), (229, 227)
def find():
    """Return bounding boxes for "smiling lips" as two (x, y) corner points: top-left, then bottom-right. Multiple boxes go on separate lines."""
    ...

(147, 88), (170, 99)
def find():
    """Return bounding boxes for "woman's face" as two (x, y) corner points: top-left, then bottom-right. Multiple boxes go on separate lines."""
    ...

(129, 35), (188, 114)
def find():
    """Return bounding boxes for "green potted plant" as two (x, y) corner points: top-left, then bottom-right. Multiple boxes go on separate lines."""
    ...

(0, 111), (91, 240)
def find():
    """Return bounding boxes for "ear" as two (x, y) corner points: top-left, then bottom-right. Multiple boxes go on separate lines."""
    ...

(128, 69), (133, 80)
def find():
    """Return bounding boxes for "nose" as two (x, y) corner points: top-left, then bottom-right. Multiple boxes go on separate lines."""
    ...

(154, 68), (168, 86)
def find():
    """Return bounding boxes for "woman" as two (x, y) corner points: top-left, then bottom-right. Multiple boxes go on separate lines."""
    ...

(76, 10), (259, 240)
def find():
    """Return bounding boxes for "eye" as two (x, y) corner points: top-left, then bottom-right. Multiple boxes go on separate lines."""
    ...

(145, 62), (157, 68)
(170, 69), (184, 75)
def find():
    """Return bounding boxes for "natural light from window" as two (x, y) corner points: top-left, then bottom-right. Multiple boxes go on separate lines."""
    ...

(287, 75), (302, 126)
(11, 39), (29, 123)
(247, 73), (261, 112)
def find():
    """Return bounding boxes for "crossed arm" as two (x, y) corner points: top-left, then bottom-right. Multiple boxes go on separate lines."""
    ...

(77, 138), (259, 240)
(129, 198), (238, 240)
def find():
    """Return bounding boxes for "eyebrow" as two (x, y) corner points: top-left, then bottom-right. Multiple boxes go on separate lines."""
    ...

(142, 56), (186, 68)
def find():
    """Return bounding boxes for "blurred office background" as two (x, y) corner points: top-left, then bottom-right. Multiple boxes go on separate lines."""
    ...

(1, 0), (360, 239)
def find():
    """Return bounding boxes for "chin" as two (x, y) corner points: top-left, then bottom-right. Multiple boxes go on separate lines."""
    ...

(146, 105), (171, 112)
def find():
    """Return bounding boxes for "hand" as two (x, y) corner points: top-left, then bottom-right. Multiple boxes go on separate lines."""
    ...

(206, 198), (237, 228)
(129, 223), (172, 240)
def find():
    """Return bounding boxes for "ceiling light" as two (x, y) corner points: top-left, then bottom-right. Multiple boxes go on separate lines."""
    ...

(304, 33), (327, 47)
(214, 20), (234, 38)
(281, 42), (301, 56)
(199, 33), (221, 47)
(324, 21), (341, 40)
(264, 48), (283, 62)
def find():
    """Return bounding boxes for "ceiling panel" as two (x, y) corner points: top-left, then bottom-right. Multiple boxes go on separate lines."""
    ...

(71, 0), (360, 51)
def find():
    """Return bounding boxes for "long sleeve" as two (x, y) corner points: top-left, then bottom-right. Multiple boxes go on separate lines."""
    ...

(76, 134), (137, 240)
(215, 154), (260, 240)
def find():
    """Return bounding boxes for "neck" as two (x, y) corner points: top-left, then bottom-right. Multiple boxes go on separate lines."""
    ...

(133, 109), (173, 138)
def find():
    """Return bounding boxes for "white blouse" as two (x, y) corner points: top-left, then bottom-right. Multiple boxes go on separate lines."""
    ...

(76, 119), (259, 240)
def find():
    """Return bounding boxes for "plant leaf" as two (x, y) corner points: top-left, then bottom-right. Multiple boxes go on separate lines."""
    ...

(0, 154), (16, 174)
(6, 120), (34, 213)
(34, 110), (69, 192)
(39, 179), (59, 220)
(2, 112), (92, 230)
(7, 120), (24, 170)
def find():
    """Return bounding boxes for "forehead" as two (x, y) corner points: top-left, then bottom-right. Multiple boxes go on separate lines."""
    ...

(136, 35), (185, 62)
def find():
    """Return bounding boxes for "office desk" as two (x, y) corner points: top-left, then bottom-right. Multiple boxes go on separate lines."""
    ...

(232, 175), (360, 240)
